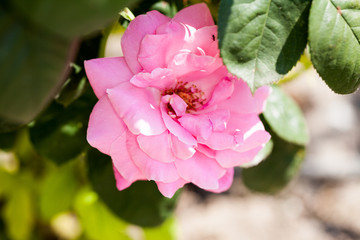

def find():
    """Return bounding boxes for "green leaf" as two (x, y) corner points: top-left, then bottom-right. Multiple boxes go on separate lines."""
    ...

(242, 134), (305, 194)
(87, 148), (180, 227)
(29, 97), (93, 165)
(263, 85), (309, 145)
(0, 170), (15, 198)
(309, 0), (360, 94)
(144, 217), (176, 240)
(2, 187), (35, 240)
(0, 131), (17, 150)
(10, 0), (140, 38)
(74, 187), (131, 240)
(218, 0), (311, 90)
(55, 64), (87, 107)
(0, 7), (74, 132)
(39, 160), (80, 221)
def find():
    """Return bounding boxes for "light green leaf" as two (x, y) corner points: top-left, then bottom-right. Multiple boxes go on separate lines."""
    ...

(242, 134), (305, 194)
(10, 0), (139, 38)
(0, 7), (73, 132)
(218, 0), (311, 90)
(144, 217), (176, 240)
(309, 0), (360, 94)
(2, 187), (35, 240)
(263, 85), (309, 145)
(39, 160), (80, 221)
(74, 187), (131, 240)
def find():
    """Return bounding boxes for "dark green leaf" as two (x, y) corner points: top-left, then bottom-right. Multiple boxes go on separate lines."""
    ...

(242, 134), (305, 194)
(0, 131), (17, 150)
(0, 7), (74, 132)
(29, 97), (93, 165)
(55, 64), (87, 107)
(10, 0), (140, 38)
(218, 0), (311, 90)
(87, 148), (180, 227)
(263, 85), (309, 145)
(309, 0), (360, 94)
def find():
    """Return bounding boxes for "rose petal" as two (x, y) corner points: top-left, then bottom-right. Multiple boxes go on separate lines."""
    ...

(178, 114), (212, 140)
(121, 10), (170, 73)
(137, 34), (169, 71)
(216, 146), (263, 168)
(113, 166), (133, 191)
(137, 131), (176, 163)
(160, 96), (197, 146)
(84, 57), (133, 99)
(254, 86), (271, 113)
(110, 131), (144, 182)
(156, 178), (187, 198)
(87, 96), (126, 154)
(169, 52), (222, 80)
(209, 168), (234, 193)
(138, 21), (187, 72)
(175, 152), (226, 190)
(218, 79), (268, 114)
(205, 76), (235, 108)
(183, 25), (219, 57)
(173, 3), (214, 29)
(168, 94), (188, 117)
(127, 133), (180, 183)
(130, 68), (176, 90)
(107, 83), (166, 136)
(170, 134), (196, 160)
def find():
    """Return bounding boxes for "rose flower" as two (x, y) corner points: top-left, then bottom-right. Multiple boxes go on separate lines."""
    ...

(85, 3), (270, 198)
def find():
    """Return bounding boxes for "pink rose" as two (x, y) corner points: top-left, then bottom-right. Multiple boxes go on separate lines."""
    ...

(85, 3), (270, 198)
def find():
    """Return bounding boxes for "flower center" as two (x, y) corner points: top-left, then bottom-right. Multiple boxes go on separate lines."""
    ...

(164, 81), (206, 114)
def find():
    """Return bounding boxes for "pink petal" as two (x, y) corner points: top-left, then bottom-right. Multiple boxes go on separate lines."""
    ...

(178, 114), (212, 140)
(218, 79), (266, 114)
(196, 144), (216, 158)
(173, 3), (214, 29)
(175, 152), (226, 190)
(130, 68), (176, 90)
(137, 34), (169, 71)
(198, 131), (236, 150)
(113, 166), (133, 191)
(138, 21), (187, 72)
(137, 131), (176, 163)
(160, 96), (197, 146)
(168, 94), (188, 117)
(235, 130), (271, 153)
(205, 76), (235, 108)
(183, 25), (219, 57)
(127, 133), (180, 183)
(169, 52), (222, 80)
(170, 134), (196, 160)
(107, 83), (166, 136)
(254, 86), (271, 113)
(84, 57), (133, 99)
(209, 168), (234, 193)
(215, 146), (263, 168)
(156, 178), (188, 198)
(87, 96), (126, 154)
(121, 10), (170, 73)
(110, 131), (145, 182)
